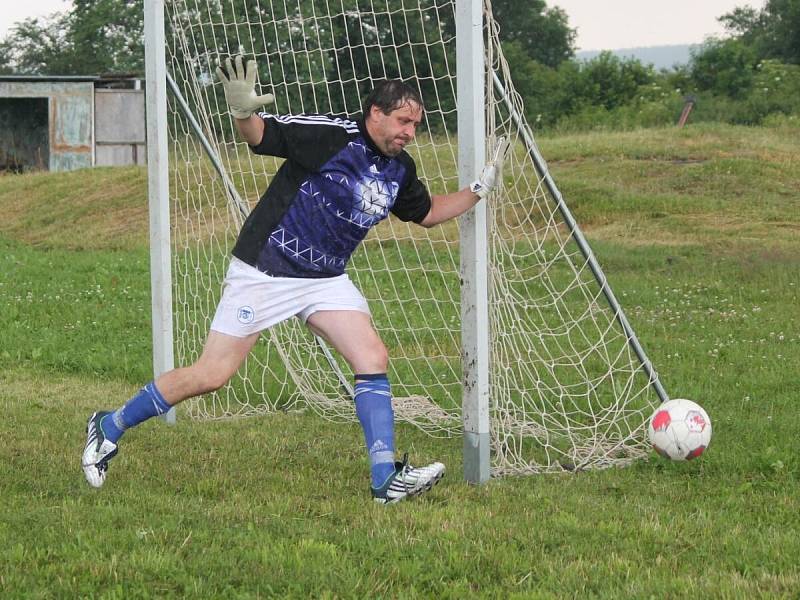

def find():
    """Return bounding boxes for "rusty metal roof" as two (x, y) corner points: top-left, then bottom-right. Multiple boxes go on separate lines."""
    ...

(0, 75), (101, 82)
(0, 75), (141, 83)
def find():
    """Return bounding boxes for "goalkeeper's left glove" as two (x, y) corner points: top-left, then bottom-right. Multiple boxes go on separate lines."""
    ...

(470, 136), (509, 199)
(215, 55), (274, 119)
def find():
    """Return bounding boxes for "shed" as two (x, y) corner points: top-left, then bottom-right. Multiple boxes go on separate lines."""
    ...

(0, 75), (146, 173)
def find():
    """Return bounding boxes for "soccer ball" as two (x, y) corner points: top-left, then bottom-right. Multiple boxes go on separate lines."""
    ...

(648, 399), (712, 461)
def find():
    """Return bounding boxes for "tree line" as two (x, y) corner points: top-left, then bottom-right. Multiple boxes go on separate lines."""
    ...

(1, 0), (798, 130)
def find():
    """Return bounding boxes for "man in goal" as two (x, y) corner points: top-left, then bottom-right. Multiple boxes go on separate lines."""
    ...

(82, 56), (506, 504)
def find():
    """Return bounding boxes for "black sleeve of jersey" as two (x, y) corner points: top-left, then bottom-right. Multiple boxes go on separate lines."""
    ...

(391, 152), (432, 224)
(248, 113), (352, 172)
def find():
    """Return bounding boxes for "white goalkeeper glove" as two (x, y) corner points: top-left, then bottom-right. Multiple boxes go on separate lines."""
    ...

(215, 55), (274, 119)
(470, 136), (510, 199)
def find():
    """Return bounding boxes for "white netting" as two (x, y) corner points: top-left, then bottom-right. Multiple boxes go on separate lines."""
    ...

(164, 0), (662, 473)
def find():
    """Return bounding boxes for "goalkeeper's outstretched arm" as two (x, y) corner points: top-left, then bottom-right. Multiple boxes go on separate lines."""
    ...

(419, 136), (509, 228)
(420, 188), (481, 228)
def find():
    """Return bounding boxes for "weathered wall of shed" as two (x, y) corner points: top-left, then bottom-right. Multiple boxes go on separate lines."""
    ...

(95, 89), (146, 166)
(0, 81), (94, 171)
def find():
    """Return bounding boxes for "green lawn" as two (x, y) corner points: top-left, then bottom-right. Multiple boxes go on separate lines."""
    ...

(1, 122), (798, 597)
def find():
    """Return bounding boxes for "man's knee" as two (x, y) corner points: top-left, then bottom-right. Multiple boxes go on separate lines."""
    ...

(191, 362), (235, 394)
(369, 340), (390, 373)
(191, 330), (257, 393)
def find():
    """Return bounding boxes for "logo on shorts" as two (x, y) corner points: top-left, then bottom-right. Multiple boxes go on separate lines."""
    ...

(237, 306), (255, 324)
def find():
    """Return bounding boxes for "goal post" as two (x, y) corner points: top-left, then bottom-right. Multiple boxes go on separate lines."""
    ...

(144, 0), (175, 424)
(456, 0), (490, 484)
(145, 0), (668, 477)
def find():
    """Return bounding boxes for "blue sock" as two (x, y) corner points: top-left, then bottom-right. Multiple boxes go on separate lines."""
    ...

(101, 381), (172, 443)
(354, 374), (396, 488)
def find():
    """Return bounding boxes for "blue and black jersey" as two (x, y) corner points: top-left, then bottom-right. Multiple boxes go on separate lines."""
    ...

(232, 113), (432, 278)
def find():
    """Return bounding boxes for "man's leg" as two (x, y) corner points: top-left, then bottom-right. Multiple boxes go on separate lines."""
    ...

(306, 310), (445, 503)
(82, 330), (260, 488)
(154, 330), (262, 403)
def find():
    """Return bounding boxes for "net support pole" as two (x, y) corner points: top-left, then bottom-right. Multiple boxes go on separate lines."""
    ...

(165, 73), (249, 226)
(491, 72), (669, 405)
(144, 0), (176, 423)
(458, 0), (490, 483)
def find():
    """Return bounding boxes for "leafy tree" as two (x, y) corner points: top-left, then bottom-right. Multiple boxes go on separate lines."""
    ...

(0, 45), (11, 75)
(68, 0), (144, 74)
(719, 0), (800, 65)
(0, 15), (75, 74)
(718, 5), (763, 41)
(501, 47), (660, 130)
(0, 0), (143, 75)
(490, 0), (575, 68)
(690, 39), (758, 98)
(165, 0), (456, 123)
(576, 52), (656, 110)
(500, 41), (568, 127)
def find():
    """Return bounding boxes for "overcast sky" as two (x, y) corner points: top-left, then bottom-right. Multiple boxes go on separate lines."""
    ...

(553, 0), (765, 50)
(0, 0), (766, 50)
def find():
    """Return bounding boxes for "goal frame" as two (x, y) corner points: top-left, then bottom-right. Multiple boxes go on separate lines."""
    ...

(144, 0), (175, 425)
(143, 0), (668, 481)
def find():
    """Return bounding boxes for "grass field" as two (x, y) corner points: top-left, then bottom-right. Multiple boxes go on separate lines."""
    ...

(1, 122), (799, 598)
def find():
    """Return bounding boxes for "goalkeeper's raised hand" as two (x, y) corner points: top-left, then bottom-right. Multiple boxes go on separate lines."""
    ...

(470, 136), (510, 199)
(215, 56), (274, 119)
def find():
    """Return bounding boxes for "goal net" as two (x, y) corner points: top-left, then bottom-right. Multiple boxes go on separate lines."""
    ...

(161, 0), (664, 474)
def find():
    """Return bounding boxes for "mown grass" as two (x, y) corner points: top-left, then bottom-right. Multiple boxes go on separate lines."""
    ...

(1, 122), (799, 598)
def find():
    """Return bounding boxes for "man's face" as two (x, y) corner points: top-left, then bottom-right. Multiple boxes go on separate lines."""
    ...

(365, 100), (423, 157)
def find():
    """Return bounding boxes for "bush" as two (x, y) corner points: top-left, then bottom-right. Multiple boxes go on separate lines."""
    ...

(690, 39), (758, 98)
(576, 52), (656, 110)
(744, 60), (800, 121)
(511, 52), (664, 132)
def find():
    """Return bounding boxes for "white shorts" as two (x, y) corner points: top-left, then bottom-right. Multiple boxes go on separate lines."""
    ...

(210, 257), (370, 337)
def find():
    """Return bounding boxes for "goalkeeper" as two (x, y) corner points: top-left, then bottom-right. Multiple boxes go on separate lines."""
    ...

(82, 56), (507, 504)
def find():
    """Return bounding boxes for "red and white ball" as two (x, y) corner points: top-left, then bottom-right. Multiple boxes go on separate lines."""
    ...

(648, 399), (712, 461)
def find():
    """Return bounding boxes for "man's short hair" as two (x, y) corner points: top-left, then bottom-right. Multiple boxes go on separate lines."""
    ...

(362, 80), (424, 118)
